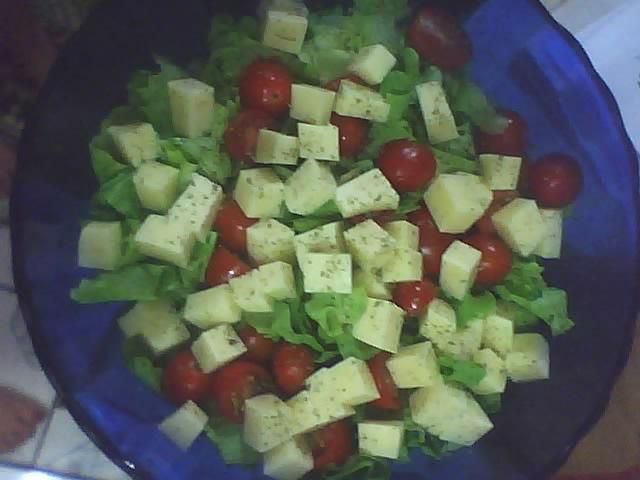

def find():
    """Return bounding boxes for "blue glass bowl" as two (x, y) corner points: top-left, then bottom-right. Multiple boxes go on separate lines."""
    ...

(11, 0), (639, 479)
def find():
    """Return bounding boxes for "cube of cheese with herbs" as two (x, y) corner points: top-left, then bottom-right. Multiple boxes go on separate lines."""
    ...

(358, 421), (404, 459)
(290, 84), (336, 125)
(287, 390), (354, 436)
(229, 271), (274, 313)
(506, 333), (550, 382)
(247, 219), (295, 265)
(168, 174), (223, 241)
(168, 78), (215, 138)
(158, 400), (208, 451)
(334, 80), (391, 123)
(298, 123), (339, 162)
(483, 313), (514, 357)
(348, 44), (397, 85)
(424, 174), (492, 234)
(264, 437), (314, 480)
(257, 262), (297, 300)
(107, 123), (160, 167)
(300, 253), (352, 294)
(118, 300), (166, 338)
(261, 0), (309, 54)
(184, 285), (241, 329)
(256, 129), (300, 166)
(471, 348), (507, 395)
(384, 221), (419, 250)
(335, 168), (400, 218)
(285, 159), (337, 215)
(78, 221), (122, 270)
(133, 160), (180, 212)
(440, 319), (484, 360)
(134, 214), (196, 268)
(492, 198), (546, 256)
(440, 240), (481, 300)
(234, 168), (285, 218)
(416, 81), (459, 144)
(353, 298), (404, 353)
(533, 208), (563, 258)
(353, 268), (391, 300)
(419, 298), (457, 344)
(381, 247), (423, 283)
(344, 219), (397, 269)
(191, 324), (246, 373)
(322, 357), (380, 406)
(294, 221), (345, 262)
(479, 154), (522, 190)
(386, 341), (441, 388)
(244, 394), (293, 453)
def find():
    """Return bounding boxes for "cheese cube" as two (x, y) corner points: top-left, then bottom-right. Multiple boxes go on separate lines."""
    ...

(184, 285), (241, 329)
(353, 268), (391, 300)
(419, 298), (457, 345)
(323, 357), (380, 406)
(506, 333), (550, 382)
(158, 401), (208, 451)
(264, 437), (313, 480)
(381, 247), (423, 283)
(256, 129), (300, 166)
(334, 80), (390, 123)
(290, 85), (336, 125)
(168, 78), (215, 138)
(286, 390), (354, 436)
(440, 240), (482, 300)
(442, 319), (484, 360)
(492, 198), (546, 256)
(234, 168), (285, 218)
(483, 313), (514, 357)
(191, 325), (246, 373)
(134, 215), (196, 268)
(410, 383), (493, 446)
(533, 208), (563, 259)
(229, 271), (274, 313)
(262, 1), (309, 54)
(344, 219), (397, 269)
(300, 253), (352, 294)
(298, 123), (339, 162)
(78, 221), (122, 270)
(294, 221), (345, 262)
(424, 174), (492, 234)
(257, 262), (297, 300)
(247, 219), (296, 265)
(168, 174), (224, 241)
(471, 348), (507, 395)
(384, 221), (419, 250)
(386, 341), (441, 389)
(416, 81), (459, 144)
(335, 168), (400, 218)
(348, 44), (397, 85)
(244, 394), (292, 453)
(285, 159), (337, 215)
(479, 154), (522, 190)
(133, 161), (180, 212)
(107, 123), (160, 167)
(118, 301), (165, 338)
(352, 298), (404, 353)
(358, 421), (404, 459)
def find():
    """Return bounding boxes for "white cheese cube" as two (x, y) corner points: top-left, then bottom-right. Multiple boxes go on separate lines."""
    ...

(191, 325), (246, 374)
(416, 81), (459, 144)
(133, 161), (180, 212)
(229, 271), (274, 313)
(107, 123), (160, 167)
(247, 219), (296, 265)
(384, 221), (419, 250)
(479, 154), (522, 190)
(257, 262), (297, 300)
(286, 390), (354, 436)
(262, 2), (309, 54)
(348, 44), (397, 85)
(294, 221), (345, 262)
(324, 357), (380, 406)
(168, 78), (215, 138)
(344, 219), (397, 269)
(353, 268), (391, 300)
(290, 85), (336, 125)
(285, 159), (337, 215)
(419, 298), (457, 344)
(352, 298), (405, 353)
(264, 437), (314, 480)
(335, 168), (400, 218)
(381, 247), (423, 283)
(118, 301), (165, 338)
(358, 421), (404, 459)
(158, 401), (208, 451)
(506, 333), (550, 382)
(440, 240), (481, 300)
(334, 80), (390, 123)
(184, 285), (241, 329)
(386, 341), (441, 389)
(234, 168), (285, 218)
(410, 383), (493, 446)
(256, 129), (299, 166)
(533, 208), (563, 259)
(424, 174), (492, 234)
(134, 214), (196, 268)
(492, 198), (546, 256)
(439, 319), (484, 360)
(244, 394), (293, 453)
(482, 313), (514, 357)
(300, 253), (352, 294)
(78, 221), (122, 270)
(471, 348), (507, 395)
(298, 123), (339, 162)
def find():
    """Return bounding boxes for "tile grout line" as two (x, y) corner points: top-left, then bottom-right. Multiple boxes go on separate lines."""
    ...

(30, 395), (59, 466)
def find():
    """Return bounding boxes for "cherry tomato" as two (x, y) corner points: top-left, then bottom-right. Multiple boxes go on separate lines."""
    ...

(238, 326), (276, 364)
(407, 7), (472, 70)
(324, 74), (367, 92)
(528, 153), (582, 208)
(223, 109), (276, 164)
(408, 207), (436, 228)
(213, 200), (257, 254)
(392, 279), (439, 317)
(272, 344), (315, 396)
(210, 360), (274, 423)
(330, 113), (368, 158)
(475, 109), (527, 156)
(311, 421), (355, 470)
(205, 245), (251, 287)
(419, 223), (457, 277)
(367, 353), (401, 411)
(348, 210), (396, 227)
(473, 190), (518, 235)
(464, 233), (513, 287)
(161, 350), (211, 405)
(239, 59), (292, 116)
(377, 139), (437, 193)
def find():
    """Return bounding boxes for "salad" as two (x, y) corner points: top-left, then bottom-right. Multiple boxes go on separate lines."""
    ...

(71, 0), (582, 479)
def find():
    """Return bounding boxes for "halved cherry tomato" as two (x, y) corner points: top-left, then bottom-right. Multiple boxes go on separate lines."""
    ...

(348, 210), (396, 227)
(272, 343), (315, 396)
(408, 206), (436, 228)
(205, 245), (251, 287)
(161, 350), (211, 405)
(239, 59), (292, 116)
(392, 279), (439, 317)
(377, 139), (437, 193)
(528, 153), (582, 208)
(475, 109), (527, 157)
(311, 420), (355, 470)
(209, 360), (274, 423)
(473, 190), (518, 235)
(213, 200), (257, 254)
(407, 7), (472, 70)
(367, 352), (401, 411)
(419, 223), (457, 277)
(223, 109), (276, 165)
(330, 113), (369, 159)
(464, 233), (513, 287)
(238, 326), (276, 364)
(324, 74), (367, 92)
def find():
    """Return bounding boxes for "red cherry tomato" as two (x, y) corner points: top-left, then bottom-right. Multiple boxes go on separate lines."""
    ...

(475, 109), (527, 156)
(239, 59), (292, 116)
(377, 140), (437, 193)
(311, 421), (355, 470)
(464, 233), (513, 287)
(474, 190), (519, 235)
(161, 351), (211, 405)
(392, 279), (439, 317)
(223, 109), (276, 165)
(238, 326), (276, 364)
(272, 344), (315, 396)
(348, 210), (396, 227)
(407, 7), (472, 70)
(324, 74), (367, 92)
(419, 224), (457, 277)
(210, 360), (274, 423)
(205, 245), (251, 287)
(367, 353), (401, 411)
(330, 113), (369, 159)
(528, 153), (582, 208)
(408, 207), (436, 228)
(213, 200), (257, 254)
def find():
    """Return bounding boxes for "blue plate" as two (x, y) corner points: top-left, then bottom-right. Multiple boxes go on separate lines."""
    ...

(11, 0), (639, 479)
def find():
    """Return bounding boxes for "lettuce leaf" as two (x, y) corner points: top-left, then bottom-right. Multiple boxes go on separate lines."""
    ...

(453, 292), (496, 328)
(475, 393), (502, 415)
(433, 147), (479, 174)
(204, 418), (260, 466)
(122, 336), (162, 392)
(325, 454), (390, 480)
(281, 200), (342, 233)
(93, 169), (142, 219)
(399, 407), (462, 462)
(438, 355), (486, 388)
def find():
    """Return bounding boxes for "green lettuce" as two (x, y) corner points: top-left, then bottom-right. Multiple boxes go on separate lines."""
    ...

(475, 393), (502, 415)
(281, 200), (343, 233)
(438, 355), (486, 388)
(204, 418), (260, 466)
(399, 408), (461, 462)
(433, 147), (479, 174)
(325, 454), (390, 480)
(453, 292), (496, 328)
(122, 336), (162, 392)
(93, 169), (142, 219)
